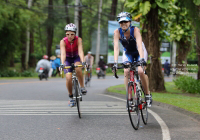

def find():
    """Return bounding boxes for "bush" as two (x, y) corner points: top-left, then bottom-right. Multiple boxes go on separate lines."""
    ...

(21, 71), (33, 77)
(0, 70), (20, 77)
(173, 75), (200, 94)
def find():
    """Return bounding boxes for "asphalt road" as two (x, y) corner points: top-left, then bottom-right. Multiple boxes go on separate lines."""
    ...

(0, 75), (200, 140)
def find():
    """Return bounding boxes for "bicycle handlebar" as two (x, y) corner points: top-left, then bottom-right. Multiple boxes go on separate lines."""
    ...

(113, 62), (146, 79)
(60, 64), (87, 78)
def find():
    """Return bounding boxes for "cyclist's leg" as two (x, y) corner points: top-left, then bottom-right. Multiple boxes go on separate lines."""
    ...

(74, 56), (87, 94)
(66, 73), (73, 95)
(137, 42), (150, 95)
(64, 60), (75, 107)
(64, 58), (73, 96)
(74, 62), (84, 88)
(123, 51), (132, 88)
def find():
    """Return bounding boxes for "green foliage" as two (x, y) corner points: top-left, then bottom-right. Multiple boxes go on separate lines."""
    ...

(0, 0), (45, 70)
(173, 75), (200, 94)
(0, 70), (20, 77)
(125, 0), (170, 41)
(155, 0), (169, 9)
(164, 0), (193, 42)
(193, 0), (200, 5)
(21, 71), (33, 77)
(0, 69), (33, 77)
(139, 1), (151, 15)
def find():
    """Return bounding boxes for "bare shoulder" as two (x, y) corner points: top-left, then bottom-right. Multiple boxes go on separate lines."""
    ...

(134, 27), (140, 33)
(78, 37), (82, 42)
(60, 39), (65, 46)
(114, 29), (120, 35)
(114, 29), (120, 39)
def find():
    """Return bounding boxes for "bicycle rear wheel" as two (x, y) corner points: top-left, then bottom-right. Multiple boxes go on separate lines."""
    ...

(127, 82), (140, 130)
(140, 85), (148, 125)
(74, 80), (81, 118)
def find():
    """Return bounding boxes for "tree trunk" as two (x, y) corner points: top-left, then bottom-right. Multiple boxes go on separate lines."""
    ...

(145, 5), (165, 92)
(29, 30), (36, 67)
(196, 32), (200, 80)
(176, 39), (191, 72)
(9, 55), (14, 67)
(63, 0), (70, 24)
(21, 35), (26, 71)
(46, 0), (54, 58)
(78, 0), (82, 38)
(110, 0), (118, 20)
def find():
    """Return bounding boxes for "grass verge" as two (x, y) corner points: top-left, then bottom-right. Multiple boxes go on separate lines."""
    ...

(107, 82), (200, 115)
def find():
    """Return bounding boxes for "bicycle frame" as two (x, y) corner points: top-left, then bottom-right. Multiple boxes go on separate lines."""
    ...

(61, 63), (85, 118)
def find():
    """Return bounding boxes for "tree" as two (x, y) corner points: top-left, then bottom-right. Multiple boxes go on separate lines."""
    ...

(63, 0), (70, 24)
(181, 0), (200, 80)
(46, 0), (54, 58)
(110, 0), (118, 20)
(164, 0), (193, 70)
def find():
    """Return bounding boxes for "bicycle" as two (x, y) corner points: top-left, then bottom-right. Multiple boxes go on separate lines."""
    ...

(60, 63), (85, 119)
(113, 62), (148, 130)
(85, 64), (91, 87)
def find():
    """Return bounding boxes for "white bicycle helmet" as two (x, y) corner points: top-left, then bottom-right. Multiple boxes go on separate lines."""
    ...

(64, 23), (77, 32)
(100, 56), (104, 59)
(117, 12), (132, 23)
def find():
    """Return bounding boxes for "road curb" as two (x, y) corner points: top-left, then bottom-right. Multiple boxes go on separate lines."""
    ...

(104, 89), (200, 123)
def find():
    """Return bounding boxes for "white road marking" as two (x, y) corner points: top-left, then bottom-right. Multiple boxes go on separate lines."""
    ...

(102, 94), (171, 140)
(0, 100), (127, 116)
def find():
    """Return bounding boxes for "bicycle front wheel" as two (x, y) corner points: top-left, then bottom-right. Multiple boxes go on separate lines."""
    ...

(140, 85), (148, 124)
(127, 82), (140, 130)
(74, 80), (81, 118)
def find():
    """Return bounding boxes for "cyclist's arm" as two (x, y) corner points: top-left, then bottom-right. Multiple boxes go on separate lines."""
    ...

(78, 37), (85, 63)
(134, 27), (144, 59)
(60, 39), (66, 64)
(113, 29), (120, 63)
(90, 56), (94, 66)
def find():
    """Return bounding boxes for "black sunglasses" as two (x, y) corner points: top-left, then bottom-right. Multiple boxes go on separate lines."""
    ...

(119, 21), (129, 24)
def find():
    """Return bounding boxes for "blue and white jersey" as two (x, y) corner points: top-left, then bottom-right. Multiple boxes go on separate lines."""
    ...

(118, 26), (138, 52)
(118, 26), (148, 63)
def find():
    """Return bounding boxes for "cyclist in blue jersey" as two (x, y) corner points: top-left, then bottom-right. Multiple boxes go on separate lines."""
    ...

(112, 12), (152, 107)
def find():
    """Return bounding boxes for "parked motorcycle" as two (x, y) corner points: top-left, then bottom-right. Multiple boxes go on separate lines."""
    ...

(38, 67), (48, 80)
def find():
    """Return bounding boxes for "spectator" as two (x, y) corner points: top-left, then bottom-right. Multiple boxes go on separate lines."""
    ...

(54, 55), (61, 76)
(164, 59), (170, 77)
(50, 55), (57, 77)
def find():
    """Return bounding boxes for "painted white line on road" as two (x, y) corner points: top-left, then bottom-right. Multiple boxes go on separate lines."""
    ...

(102, 94), (171, 140)
(0, 114), (128, 116)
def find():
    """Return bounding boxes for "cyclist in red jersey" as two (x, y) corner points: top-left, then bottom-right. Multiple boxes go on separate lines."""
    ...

(60, 23), (87, 107)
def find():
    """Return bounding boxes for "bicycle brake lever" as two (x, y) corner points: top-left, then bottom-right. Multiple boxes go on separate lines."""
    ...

(113, 69), (119, 79)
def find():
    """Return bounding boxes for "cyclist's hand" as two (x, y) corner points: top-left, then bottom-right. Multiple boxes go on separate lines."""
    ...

(139, 58), (147, 66)
(112, 63), (118, 73)
(60, 64), (65, 70)
(82, 62), (86, 66)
